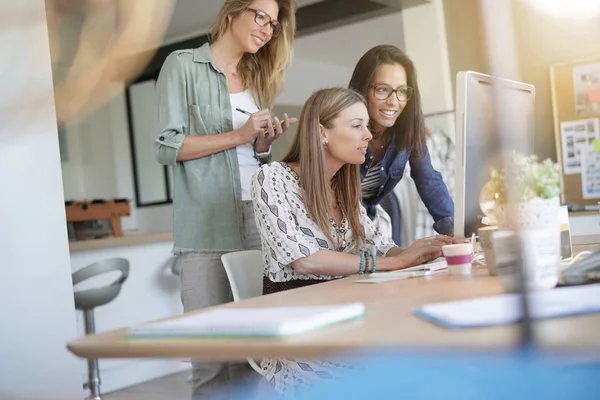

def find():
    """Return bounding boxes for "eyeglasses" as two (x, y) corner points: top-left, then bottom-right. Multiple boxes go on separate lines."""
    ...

(246, 8), (282, 38)
(370, 83), (413, 102)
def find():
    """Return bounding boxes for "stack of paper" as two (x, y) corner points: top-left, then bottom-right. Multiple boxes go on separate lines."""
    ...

(413, 283), (600, 329)
(129, 303), (366, 338)
(355, 270), (429, 284)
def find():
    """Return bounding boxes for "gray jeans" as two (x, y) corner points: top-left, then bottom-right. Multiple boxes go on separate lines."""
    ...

(179, 201), (262, 399)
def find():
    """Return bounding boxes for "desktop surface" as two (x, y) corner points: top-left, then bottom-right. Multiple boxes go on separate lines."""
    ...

(68, 248), (600, 362)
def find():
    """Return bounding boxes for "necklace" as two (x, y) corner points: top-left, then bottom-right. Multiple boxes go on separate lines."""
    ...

(329, 214), (348, 251)
(370, 131), (387, 150)
(370, 138), (386, 150)
(214, 56), (239, 78)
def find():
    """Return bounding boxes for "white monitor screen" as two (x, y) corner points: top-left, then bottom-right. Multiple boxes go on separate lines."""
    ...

(454, 71), (535, 237)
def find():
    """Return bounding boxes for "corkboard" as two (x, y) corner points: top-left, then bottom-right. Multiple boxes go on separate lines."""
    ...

(550, 57), (600, 206)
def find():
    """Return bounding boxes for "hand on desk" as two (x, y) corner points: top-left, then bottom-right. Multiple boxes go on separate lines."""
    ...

(445, 232), (470, 244)
(451, 236), (470, 244)
(396, 235), (452, 268)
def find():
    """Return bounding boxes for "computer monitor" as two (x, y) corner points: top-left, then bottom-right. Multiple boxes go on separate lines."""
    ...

(454, 71), (536, 237)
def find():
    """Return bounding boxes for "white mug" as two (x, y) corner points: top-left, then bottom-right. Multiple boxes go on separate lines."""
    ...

(442, 243), (473, 276)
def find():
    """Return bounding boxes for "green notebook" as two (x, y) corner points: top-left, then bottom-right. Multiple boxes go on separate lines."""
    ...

(128, 302), (366, 338)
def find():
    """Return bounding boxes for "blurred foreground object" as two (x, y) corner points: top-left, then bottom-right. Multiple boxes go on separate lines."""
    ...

(526, 0), (600, 18)
(231, 350), (600, 400)
(45, 0), (175, 121)
(478, 0), (534, 345)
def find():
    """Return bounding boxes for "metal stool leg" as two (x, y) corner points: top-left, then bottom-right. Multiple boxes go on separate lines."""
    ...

(83, 309), (102, 400)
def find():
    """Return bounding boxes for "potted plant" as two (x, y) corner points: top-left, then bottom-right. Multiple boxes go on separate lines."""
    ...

(480, 151), (562, 291)
(481, 151), (561, 227)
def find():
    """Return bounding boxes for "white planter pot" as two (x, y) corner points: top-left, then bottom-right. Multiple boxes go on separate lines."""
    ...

(493, 197), (561, 291)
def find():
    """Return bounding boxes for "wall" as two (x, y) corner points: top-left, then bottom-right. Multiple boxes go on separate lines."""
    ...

(0, 1), (83, 398)
(62, 99), (118, 201)
(271, 104), (304, 161)
(402, 0), (456, 141)
(511, 0), (600, 161)
(442, 0), (488, 101)
(442, 0), (600, 162)
(276, 58), (353, 106)
(403, 0), (453, 116)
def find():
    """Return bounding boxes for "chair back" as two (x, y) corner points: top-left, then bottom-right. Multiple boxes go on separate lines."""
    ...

(221, 250), (263, 301)
(221, 250), (264, 375)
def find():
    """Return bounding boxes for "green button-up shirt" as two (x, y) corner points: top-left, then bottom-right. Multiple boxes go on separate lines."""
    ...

(155, 43), (265, 254)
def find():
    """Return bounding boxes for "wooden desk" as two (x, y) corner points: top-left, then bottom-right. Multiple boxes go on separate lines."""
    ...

(67, 245), (600, 362)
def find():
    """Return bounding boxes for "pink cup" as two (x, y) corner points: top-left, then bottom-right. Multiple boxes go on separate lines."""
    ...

(442, 243), (473, 276)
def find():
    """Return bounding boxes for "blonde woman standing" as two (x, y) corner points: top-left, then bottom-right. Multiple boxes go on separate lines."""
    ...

(155, 1), (297, 398)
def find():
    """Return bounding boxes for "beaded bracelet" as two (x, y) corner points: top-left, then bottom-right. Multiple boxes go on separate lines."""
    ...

(359, 252), (365, 275)
(363, 251), (370, 273)
(369, 252), (377, 273)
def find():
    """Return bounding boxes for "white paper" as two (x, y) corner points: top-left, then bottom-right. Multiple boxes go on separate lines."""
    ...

(414, 283), (600, 328)
(561, 118), (599, 174)
(354, 275), (415, 284)
(573, 62), (600, 117)
(580, 146), (600, 199)
(369, 259), (448, 276)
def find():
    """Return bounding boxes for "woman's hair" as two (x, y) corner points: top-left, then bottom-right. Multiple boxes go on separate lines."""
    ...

(349, 44), (425, 154)
(282, 88), (367, 247)
(211, 0), (297, 110)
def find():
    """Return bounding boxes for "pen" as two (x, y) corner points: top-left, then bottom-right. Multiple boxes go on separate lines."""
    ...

(236, 108), (280, 125)
(235, 108), (252, 117)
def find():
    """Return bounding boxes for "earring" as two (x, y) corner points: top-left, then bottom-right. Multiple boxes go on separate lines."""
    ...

(323, 139), (329, 146)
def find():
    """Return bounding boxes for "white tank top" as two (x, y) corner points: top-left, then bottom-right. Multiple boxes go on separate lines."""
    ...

(230, 90), (260, 201)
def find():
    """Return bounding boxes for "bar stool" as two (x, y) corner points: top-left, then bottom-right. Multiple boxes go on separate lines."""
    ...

(72, 258), (129, 400)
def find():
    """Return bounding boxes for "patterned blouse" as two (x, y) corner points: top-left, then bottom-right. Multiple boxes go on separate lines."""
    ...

(251, 162), (397, 284)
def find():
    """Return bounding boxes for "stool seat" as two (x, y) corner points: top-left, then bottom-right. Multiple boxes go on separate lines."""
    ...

(72, 257), (129, 400)
(73, 258), (129, 310)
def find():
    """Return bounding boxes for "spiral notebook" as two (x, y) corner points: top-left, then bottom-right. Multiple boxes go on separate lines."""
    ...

(128, 302), (366, 338)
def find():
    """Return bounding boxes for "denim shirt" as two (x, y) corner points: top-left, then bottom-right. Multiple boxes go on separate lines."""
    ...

(360, 140), (455, 235)
(155, 43), (268, 253)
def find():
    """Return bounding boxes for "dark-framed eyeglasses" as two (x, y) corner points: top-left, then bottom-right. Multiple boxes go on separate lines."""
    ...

(246, 7), (282, 38)
(370, 83), (413, 102)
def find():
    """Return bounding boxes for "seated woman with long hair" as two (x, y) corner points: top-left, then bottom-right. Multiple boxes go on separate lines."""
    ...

(250, 87), (453, 396)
